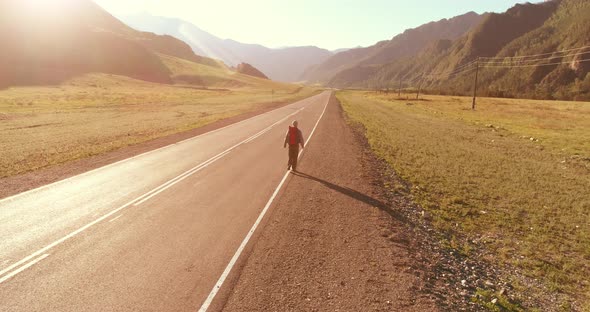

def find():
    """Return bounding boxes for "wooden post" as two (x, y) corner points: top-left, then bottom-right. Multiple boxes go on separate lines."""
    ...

(416, 77), (423, 99)
(398, 77), (402, 97)
(472, 58), (479, 110)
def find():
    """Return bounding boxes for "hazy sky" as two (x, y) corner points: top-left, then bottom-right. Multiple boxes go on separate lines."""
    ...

(95, 0), (530, 50)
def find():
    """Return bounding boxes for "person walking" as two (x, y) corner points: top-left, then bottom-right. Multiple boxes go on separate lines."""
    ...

(284, 120), (305, 171)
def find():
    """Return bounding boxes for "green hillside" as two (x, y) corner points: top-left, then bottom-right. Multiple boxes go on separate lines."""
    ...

(328, 0), (590, 101)
(302, 11), (484, 84)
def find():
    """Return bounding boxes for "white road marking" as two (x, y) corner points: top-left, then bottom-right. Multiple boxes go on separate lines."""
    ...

(108, 214), (123, 223)
(0, 93), (323, 204)
(133, 107), (305, 207)
(0, 254), (49, 284)
(242, 129), (270, 144)
(243, 107), (306, 145)
(0, 101), (313, 283)
(198, 93), (331, 312)
(132, 150), (231, 207)
(0, 195), (140, 279)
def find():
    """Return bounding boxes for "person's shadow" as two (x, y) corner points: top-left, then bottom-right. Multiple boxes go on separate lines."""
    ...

(291, 171), (407, 223)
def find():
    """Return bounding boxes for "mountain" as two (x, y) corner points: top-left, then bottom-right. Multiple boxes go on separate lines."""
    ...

(235, 63), (268, 79)
(332, 47), (359, 54)
(471, 0), (590, 100)
(301, 11), (485, 84)
(338, 0), (590, 100)
(0, 0), (220, 87)
(120, 13), (242, 65)
(119, 13), (334, 82)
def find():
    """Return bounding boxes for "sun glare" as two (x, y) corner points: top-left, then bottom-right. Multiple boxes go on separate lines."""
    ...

(17, 0), (74, 14)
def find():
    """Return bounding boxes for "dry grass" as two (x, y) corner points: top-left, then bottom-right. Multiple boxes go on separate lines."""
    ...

(0, 73), (318, 178)
(337, 90), (590, 309)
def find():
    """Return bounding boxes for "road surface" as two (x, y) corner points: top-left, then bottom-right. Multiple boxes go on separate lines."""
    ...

(0, 91), (331, 312)
(221, 94), (438, 312)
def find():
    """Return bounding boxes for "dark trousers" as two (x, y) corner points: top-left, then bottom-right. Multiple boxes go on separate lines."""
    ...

(288, 145), (299, 170)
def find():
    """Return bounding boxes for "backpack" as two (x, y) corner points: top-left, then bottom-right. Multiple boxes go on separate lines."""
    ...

(288, 126), (298, 145)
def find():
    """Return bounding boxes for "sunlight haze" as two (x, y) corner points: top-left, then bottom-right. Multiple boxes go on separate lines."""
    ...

(2, 0), (589, 310)
(94, 0), (529, 50)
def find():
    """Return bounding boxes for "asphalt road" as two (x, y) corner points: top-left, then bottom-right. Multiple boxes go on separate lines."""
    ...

(0, 91), (331, 312)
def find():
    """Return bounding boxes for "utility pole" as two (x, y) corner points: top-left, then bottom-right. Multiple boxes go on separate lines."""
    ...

(472, 57), (480, 110)
(398, 77), (402, 98)
(416, 76), (423, 99)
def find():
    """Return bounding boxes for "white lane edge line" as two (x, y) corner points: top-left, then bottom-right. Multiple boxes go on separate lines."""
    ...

(0, 93), (325, 204)
(0, 254), (50, 284)
(0, 98), (318, 281)
(197, 92), (331, 312)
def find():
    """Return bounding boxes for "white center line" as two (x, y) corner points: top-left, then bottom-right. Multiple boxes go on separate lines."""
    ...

(133, 107), (305, 207)
(198, 93), (331, 312)
(0, 254), (50, 284)
(0, 93), (323, 204)
(0, 102), (310, 284)
(108, 214), (123, 223)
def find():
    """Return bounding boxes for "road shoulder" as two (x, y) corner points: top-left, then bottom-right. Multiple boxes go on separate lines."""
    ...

(221, 94), (439, 311)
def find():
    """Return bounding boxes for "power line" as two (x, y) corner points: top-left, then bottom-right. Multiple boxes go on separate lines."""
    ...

(480, 50), (590, 65)
(452, 60), (478, 71)
(480, 57), (590, 68)
(424, 63), (477, 80)
(388, 45), (589, 105)
(433, 65), (477, 79)
(479, 45), (590, 61)
(423, 60), (477, 79)
(412, 46), (589, 84)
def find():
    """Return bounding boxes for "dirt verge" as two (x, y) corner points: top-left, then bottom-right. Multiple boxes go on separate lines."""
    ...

(221, 94), (443, 311)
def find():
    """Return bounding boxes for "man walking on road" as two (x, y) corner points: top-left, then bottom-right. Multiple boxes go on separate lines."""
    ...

(284, 120), (305, 171)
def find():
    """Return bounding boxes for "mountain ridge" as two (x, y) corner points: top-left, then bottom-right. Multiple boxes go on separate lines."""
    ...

(301, 11), (485, 84)
(0, 0), (222, 87)
(331, 0), (589, 100)
(120, 13), (334, 82)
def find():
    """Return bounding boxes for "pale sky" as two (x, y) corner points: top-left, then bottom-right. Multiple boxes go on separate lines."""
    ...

(95, 0), (530, 50)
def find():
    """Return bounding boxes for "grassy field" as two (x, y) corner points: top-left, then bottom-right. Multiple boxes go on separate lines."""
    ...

(0, 70), (318, 179)
(160, 54), (298, 89)
(337, 91), (590, 310)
